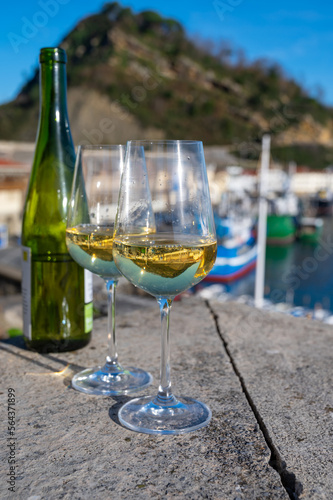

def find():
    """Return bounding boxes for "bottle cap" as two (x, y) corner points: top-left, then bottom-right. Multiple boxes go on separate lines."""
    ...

(39, 48), (67, 64)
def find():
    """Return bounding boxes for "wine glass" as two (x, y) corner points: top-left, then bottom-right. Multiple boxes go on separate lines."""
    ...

(113, 140), (217, 434)
(66, 144), (152, 395)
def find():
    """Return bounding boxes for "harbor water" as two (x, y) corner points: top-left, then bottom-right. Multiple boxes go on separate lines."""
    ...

(203, 217), (333, 315)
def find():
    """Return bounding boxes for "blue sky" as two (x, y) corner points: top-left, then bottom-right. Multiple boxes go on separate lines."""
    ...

(1, 0), (333, 106)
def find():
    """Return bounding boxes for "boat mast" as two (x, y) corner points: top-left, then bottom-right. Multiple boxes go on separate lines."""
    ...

(254, 134), (270, 308)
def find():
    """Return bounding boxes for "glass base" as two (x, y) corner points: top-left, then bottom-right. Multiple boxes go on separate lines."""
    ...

(71, 363), (153, 396)
(118, 395), (212, 435)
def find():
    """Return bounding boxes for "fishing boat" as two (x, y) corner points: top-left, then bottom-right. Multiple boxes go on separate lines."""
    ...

(311, 189), (333, 217)
(0, 224), (8, 249)
(266, 191), (299, 245)
(266, 214), (296, 245)
(206, 216), (257, 283)
(297, 217), (323, 244)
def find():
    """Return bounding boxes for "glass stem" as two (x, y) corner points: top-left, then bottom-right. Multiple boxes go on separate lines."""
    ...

(156, 297), (176, 405)
(104, 279), (119, 367)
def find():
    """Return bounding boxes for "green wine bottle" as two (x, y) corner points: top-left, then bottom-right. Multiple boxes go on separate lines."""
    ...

(21, 47), (93, 352)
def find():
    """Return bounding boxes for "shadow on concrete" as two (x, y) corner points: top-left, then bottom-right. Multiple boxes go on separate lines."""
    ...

(0, 342), (85, 375)
(1, 335), (26, 349)
(108, 396), (132, 427)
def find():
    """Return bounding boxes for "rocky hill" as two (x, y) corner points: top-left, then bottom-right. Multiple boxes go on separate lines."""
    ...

(0, 2), (332, 168)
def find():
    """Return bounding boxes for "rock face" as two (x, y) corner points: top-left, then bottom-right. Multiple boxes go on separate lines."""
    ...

(67, 87), (164, 145)
(276, 115), (333, 147)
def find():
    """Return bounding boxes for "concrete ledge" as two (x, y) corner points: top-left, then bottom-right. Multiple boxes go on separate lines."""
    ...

(0, 296), (289, 499)
(210, 300), (333, 499)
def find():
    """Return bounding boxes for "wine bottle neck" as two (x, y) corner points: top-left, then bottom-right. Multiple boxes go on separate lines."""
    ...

(39, 61), (69, 127)
(36, 59), (75, 165)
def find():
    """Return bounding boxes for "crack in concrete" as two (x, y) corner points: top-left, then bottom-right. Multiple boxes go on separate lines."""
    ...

(206, 300), (304, 500)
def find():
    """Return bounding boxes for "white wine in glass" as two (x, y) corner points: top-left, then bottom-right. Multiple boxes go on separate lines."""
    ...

(113, 140), (217, 433)
(66, 145), (152, 396)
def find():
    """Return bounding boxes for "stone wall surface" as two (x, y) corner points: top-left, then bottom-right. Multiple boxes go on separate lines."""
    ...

(210, 300), (333, 500)
(1, 295), (332, 499)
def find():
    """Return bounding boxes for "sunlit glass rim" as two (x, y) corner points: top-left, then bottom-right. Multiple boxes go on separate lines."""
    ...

(77, 144), (124, 151)
(126, 140), (203, 146)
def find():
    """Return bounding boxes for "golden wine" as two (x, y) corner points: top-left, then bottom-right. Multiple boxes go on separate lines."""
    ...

(113, 233), (217, 297)
(66, 224), (121, 279)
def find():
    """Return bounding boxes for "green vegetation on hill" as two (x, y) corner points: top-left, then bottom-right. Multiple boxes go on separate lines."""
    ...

(0, 2), (332, 168)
